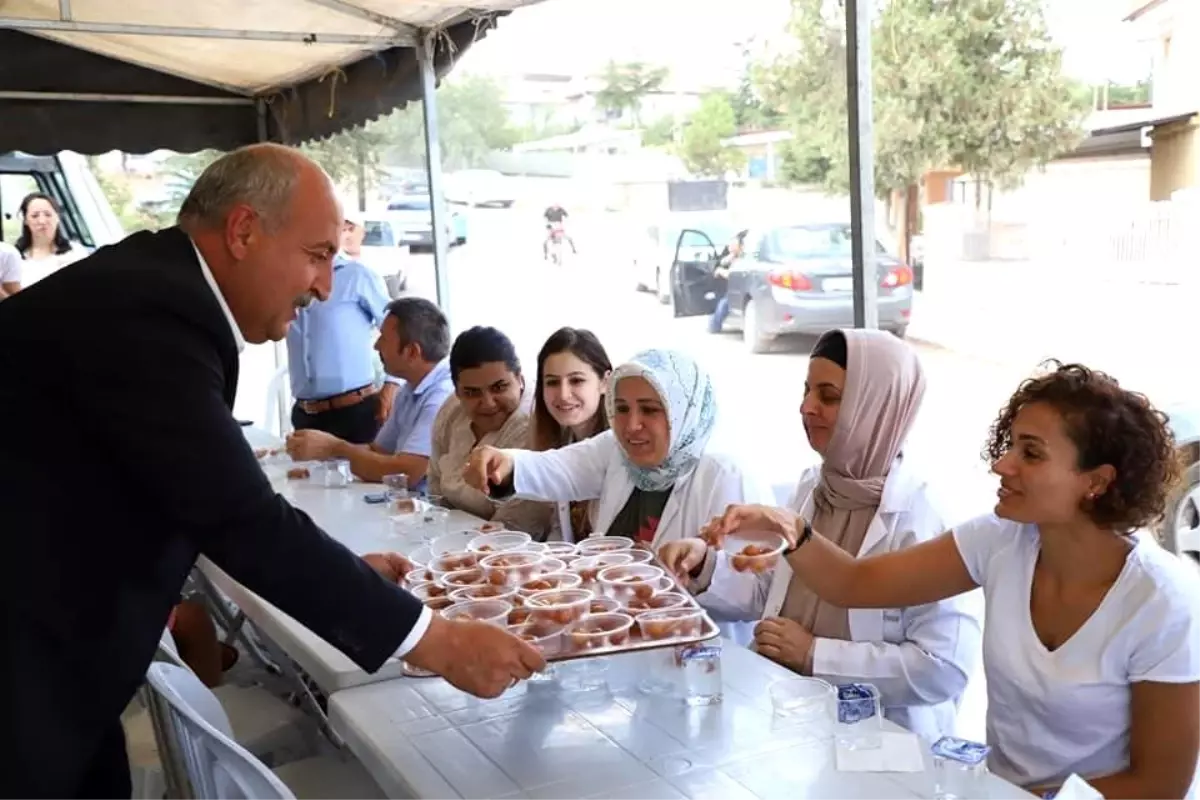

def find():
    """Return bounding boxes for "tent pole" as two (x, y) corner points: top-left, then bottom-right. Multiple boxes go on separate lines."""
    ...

(417, 31), (452, 321)
(845, 0), (879, 329)
(259, 96), (290, 437)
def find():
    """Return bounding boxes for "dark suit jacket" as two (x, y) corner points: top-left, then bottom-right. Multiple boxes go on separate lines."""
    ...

(0, 227), (424, 797)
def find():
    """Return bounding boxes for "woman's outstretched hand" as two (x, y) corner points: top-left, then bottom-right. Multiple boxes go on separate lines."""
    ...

(700, 504), (803, 548)
(657, 538), (708, 583)
(462, 446), (514, 495)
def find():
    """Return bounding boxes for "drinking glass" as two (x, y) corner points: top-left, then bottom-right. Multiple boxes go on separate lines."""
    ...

(835, 682), (882, 750)
(769, 676), (834, 741)
(419, 493), (451, 542)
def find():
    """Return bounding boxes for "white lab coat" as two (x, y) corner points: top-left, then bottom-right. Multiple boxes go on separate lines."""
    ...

(509, 430), (774, 548)
(703, 456), (982, 742)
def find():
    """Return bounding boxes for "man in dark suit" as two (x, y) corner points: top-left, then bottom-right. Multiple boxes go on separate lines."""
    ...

(0, 144), (543, 798)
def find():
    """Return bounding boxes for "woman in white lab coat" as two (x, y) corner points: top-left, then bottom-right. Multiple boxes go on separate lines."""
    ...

(463, 348), (771, 548)
(663, 329), (981, 741)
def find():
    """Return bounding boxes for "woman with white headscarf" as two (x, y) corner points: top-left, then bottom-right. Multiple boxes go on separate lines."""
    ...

(660, 329), (981, 741)
(462, 348), (771, 546)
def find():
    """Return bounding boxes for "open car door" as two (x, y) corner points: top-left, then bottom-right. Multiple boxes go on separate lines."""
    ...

(670, 229), (724, 318)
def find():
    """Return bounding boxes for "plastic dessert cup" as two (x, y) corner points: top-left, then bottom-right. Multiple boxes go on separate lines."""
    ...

(480, 551), (547, 586)
(723, 533), (788, 574)
(636, 607), (706, 641)
(623, 591), (690, 616)
(576, 535), (635, 555)
(468, 531), (533, 554)
(507, 621), (566, 657)
(441, 598), (513, 626)
(526, 588), (594, 626)
(571, 552), (635, 584)
(429, 550), (478, 574)
(518, 572), (583, 599)
(567, 612), (635, 651)
(449, 583), (520, 603)
(597, 564), (666, 602)
(439, 567), (487, 589)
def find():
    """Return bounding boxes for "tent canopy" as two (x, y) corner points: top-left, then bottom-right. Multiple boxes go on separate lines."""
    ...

(0, 0), (540, 154)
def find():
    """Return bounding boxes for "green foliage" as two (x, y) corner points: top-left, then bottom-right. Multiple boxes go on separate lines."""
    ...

(731, 61), (784, 130)
(679, 93), (746, 177)
(641, 116), (677, 148)
(594, 61), (670, 125)
(761, 0), (1088, 198)
(780, 138), (832, 185)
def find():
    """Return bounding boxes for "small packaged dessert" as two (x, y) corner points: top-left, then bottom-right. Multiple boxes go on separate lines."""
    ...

(518, 571), (583, 598)
(624, 590), (690, 616)
(506, 606), (532, 625)
(507, 621), (565, 656)
(475, 521), (507, 533)
(430, 550), (478, 574)
(480, 550), (546, 586)
(571, 552), (635, 584)
(403, 567), (436, 587)
(526, 588), (594, 626)
(408, 582), (448, 602)
(439, 567), (487, 588)
(723, 534), (788, 574)
(286, 467), (310, 480)
(576, 535), (635, 555)
(441, 599), (513, 627)
(567, 613), (634, 651)
(597, 564), (666, 602)
(391, 496), (419, 515)
(449, 583), (519, 603)
(637, 607), (706, 641)
(468, 531), (532, 554)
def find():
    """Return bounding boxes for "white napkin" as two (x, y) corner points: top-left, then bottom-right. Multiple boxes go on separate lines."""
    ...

(1055, 774), (1104, 800)
(835, 731), (925, 773)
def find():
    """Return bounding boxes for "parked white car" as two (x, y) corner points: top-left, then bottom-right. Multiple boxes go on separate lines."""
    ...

(631, 212), (741, 304)
(358, 216), (410, 297)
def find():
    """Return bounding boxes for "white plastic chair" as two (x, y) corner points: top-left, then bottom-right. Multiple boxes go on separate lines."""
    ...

(127, 628), (312, 798)
(146, 662), (296, 799)
(145, 663), (385, 799)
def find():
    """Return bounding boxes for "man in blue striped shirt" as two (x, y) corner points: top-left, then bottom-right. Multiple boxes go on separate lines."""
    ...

(286, 208), (397, 443)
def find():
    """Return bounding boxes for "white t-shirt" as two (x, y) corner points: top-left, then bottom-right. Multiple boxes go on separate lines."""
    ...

(953, 514), (1200, 788)
(0, 242), (21, 284)
(20, 245), (85, 286)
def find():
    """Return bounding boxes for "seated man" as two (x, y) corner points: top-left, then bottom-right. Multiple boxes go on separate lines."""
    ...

(286, 298), (454, 491)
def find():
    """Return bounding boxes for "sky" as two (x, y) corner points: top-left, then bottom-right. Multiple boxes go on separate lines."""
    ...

(460, 0), (1153, 89)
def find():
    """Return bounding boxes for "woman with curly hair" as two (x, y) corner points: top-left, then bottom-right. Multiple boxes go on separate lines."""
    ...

(666, 361), (1200, 798)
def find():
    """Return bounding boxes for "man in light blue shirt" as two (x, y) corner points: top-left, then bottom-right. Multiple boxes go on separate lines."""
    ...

(286, 209), (398, 444)
(286, 297), (454, 491)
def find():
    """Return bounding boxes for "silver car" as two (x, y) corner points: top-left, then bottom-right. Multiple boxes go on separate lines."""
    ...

(719, 222), (914, 353)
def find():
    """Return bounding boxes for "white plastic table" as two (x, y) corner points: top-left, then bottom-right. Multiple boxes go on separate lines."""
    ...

(199, 428), (483, 692)
(328, 644), (1033, 800)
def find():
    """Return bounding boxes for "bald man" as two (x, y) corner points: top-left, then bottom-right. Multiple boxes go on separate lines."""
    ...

(0, 144), (543, 798)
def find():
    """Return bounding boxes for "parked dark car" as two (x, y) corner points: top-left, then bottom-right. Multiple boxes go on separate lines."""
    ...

(667, 222), (915, 353)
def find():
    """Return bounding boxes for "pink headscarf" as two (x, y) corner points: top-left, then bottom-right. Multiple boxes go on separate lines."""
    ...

(781, 329), (926, 637)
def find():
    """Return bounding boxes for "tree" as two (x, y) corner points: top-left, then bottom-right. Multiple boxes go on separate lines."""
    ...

(376, 74), (519, 171)
(640, 116), (677, 148)
(594, 61), (669, 125)
(731, 59), (783, 131)
(679, 93), (746, 177)
(760, 0), (1087, 257)
(302, 124), (389, 211)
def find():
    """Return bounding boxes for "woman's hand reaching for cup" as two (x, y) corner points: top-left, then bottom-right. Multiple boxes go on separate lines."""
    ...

(701, 504), (804, 549)
(657, 538), (708, 583)
(461, 446), (515, 496)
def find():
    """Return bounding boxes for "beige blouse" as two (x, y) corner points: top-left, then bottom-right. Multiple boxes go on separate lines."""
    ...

(427, 395), (547, 532)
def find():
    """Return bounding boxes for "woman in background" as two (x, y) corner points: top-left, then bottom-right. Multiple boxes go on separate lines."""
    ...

(15, 193), (85, 286)
(525, 327), (613, 541)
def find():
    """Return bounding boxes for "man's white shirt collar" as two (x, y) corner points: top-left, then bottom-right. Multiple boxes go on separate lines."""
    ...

(191, 241), (246, 353)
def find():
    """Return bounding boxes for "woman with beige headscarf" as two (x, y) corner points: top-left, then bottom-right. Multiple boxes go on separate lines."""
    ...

(661, 328), (981, 741)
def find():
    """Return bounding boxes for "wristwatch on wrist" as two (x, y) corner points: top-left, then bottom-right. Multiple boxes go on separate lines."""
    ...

(784, 518), (814, 556)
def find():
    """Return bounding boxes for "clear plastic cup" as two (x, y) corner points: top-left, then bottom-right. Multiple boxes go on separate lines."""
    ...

(468, 531), (533, 554)
(556, 657), (610, 692)
(441, 598), (513, 626)
(429, 550), (478, 574)
(571, 552), (635, 585)
(508, 621), (566, 658)
(438, 567), (487, 589)
(543, 541), (579, 559)
(322, 458), (352, 487)
(480, 551), (547, 587)
(623, 590), (690, 616)
(597, 564), (666, 603)
(449, 583), (520, 604)
(835, 682), (883, 750)
(586, 596), (620, 615)
(722, 533), (788, 574)
(931, 737), (991, 800)
(518, 571), (584, 599)
(566, 613), (634, 651)
(635, 607), (705, 641)
(382, 473), (409, 502)
(526, 588), (594, 626)
(769, 677), (835, 740)
(576, 535), (635, 555)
